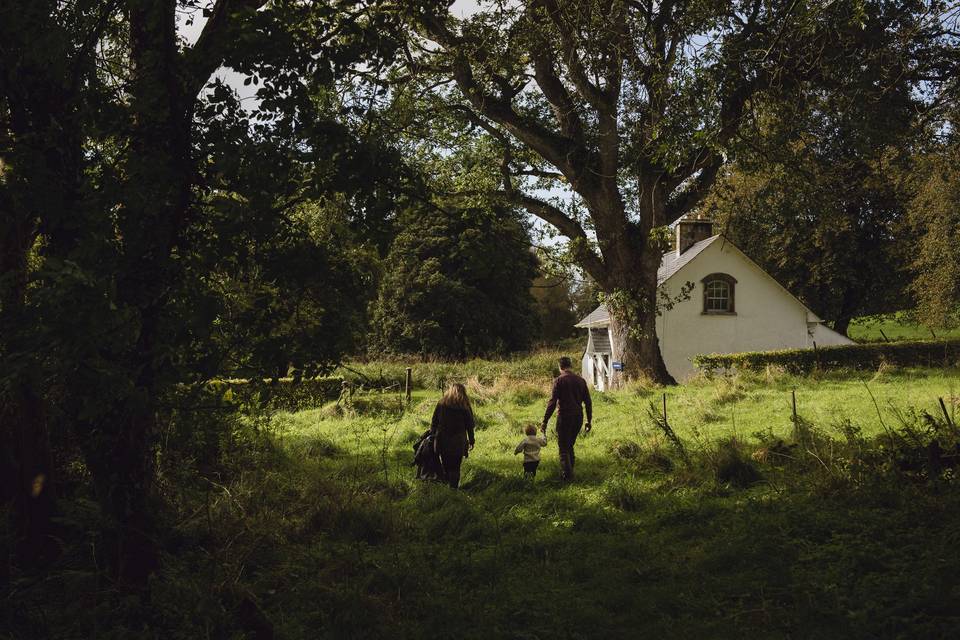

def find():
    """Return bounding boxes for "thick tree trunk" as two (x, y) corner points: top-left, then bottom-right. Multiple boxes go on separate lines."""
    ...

(832, 288), (861, 337)
(0, 222), (57, 565)
(591, 180), (675, 386)
(603, 236), (675, 386)
(833, 315), (852, 338)
(82, 0), (196, 587)
(608, 300), (675, 386)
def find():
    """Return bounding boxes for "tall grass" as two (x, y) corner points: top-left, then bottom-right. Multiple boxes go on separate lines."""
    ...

(7, 361), (960, 638)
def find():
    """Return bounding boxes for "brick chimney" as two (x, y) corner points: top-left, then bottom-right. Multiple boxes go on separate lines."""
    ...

(675, 215), (714, 255)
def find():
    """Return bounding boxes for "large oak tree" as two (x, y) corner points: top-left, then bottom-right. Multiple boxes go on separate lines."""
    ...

(402, 0), (915, 383)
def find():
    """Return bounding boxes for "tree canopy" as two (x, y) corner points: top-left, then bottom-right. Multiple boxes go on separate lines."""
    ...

(384, 0), (955, 383)
(371, 201), (538, 359)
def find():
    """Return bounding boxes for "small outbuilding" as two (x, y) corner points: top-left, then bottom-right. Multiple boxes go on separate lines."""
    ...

(576, 217), (853, 388)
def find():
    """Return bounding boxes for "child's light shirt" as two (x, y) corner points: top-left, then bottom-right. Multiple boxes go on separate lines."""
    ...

(514, 433), (548, 462)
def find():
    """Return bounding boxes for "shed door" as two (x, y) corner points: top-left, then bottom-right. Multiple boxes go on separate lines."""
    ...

(590, 328), (611, 354)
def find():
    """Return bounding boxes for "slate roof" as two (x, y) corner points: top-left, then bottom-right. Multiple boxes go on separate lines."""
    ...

(575, 235), (720, 328)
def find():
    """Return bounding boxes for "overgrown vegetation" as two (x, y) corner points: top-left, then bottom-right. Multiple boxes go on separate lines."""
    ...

(6, 355), (960, 638)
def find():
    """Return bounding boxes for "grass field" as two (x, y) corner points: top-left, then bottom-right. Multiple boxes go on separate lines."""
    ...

(13, 359), (960, 639)
(848, 311), (960, 342)
(280, 365), (960, 481)
(218, 363), (960, 639)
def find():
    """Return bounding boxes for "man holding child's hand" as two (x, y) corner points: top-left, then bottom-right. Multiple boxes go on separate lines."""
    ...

(541, 356), (593, 481)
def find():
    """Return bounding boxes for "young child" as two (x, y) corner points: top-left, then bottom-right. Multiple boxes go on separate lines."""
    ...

(514, 424), (548, 478)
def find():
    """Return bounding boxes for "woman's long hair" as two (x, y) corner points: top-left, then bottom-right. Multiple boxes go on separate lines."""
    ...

(439, 382), (471, 411)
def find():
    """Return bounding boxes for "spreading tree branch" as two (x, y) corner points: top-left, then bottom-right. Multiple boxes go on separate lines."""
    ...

(182, 0), (268, 99)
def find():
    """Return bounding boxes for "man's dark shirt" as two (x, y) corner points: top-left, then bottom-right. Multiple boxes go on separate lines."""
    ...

(543, 370), (592, 425)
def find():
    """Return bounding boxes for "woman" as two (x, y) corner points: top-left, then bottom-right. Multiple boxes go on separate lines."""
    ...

(430, 383), (476, 489)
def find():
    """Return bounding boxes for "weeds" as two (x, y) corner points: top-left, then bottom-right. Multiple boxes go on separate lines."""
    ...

(646, 399), (691, 467)
(8, 364), (960, 639)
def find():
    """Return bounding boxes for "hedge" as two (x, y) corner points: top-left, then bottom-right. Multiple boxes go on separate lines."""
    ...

(207, 376), (345, 412)
(693, 339), (960, 375)
(333, 350), (562, 391)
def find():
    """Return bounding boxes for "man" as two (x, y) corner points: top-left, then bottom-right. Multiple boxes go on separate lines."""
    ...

(541, 356), (593, 481)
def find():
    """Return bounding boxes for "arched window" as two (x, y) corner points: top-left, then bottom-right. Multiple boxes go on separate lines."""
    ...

(701, 273), (737, 314)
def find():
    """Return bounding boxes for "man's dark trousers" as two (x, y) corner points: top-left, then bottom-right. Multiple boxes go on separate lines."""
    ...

(556, 417), (583, 481)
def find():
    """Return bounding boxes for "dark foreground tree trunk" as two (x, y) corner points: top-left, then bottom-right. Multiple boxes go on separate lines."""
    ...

(0, 269), (57, 564)
(82, 0), (191, 588)
(81, 408), (161, 586)
(1, 133), (59, 571)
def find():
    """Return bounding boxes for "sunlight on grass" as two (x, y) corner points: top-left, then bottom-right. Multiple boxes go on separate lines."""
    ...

(165, 360), (960, 637)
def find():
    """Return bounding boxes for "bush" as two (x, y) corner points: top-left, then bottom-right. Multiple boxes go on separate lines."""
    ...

(693, 339), (960, 375)
(207, 376), (345, 412)
(334, 349), (562, 392)
(713, 439), (763, 488)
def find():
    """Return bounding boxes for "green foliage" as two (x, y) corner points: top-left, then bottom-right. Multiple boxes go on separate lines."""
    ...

(530, 271), (579, 344)
(370, 204), (538, 359)
(334, 348), (562, 391)
(694, 339), (960, 374)
(700, 0), (955, 334)
(207, 376), (346, 413)
(907, 144), (960, 329)
(1, 0), (415, 584)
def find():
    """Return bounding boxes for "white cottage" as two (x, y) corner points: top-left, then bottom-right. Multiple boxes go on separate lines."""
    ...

(576, 218), (853, 388)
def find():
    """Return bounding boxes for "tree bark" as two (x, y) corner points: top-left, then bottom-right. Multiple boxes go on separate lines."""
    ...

(0, 4), (83, 562)
(83, 0), (195, 587)
(832, 288), (861, 337)
(604, 239), (675, 387)
(0, 218), (57, 566)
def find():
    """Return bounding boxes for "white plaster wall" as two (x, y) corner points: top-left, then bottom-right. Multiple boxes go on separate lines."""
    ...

(655, 240), (853, 380)
(810, 322), (854, 347)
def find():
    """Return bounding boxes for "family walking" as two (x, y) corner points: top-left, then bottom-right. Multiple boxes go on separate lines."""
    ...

(416, 356), (593, 487)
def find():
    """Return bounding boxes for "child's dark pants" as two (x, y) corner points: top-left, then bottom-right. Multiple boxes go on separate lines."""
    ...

(523, 461), (539, 477)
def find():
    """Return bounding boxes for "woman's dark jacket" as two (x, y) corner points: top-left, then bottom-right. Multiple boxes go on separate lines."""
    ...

(430, 403), (475, 459)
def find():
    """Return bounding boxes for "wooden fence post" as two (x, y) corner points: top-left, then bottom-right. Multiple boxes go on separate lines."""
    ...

(405, 367), (412, 405)
(791, 389), (799, 443)
(939, 397), (954, 428)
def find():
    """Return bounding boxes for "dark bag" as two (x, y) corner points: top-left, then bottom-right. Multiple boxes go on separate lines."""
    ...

(412, 431), (445, 481)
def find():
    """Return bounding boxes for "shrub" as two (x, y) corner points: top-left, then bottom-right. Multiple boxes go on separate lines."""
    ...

(334, 349), (562, 392)
(713, 439), (763, 488)
(208, 376), (345, 413)
(693, 339), (960, 375)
